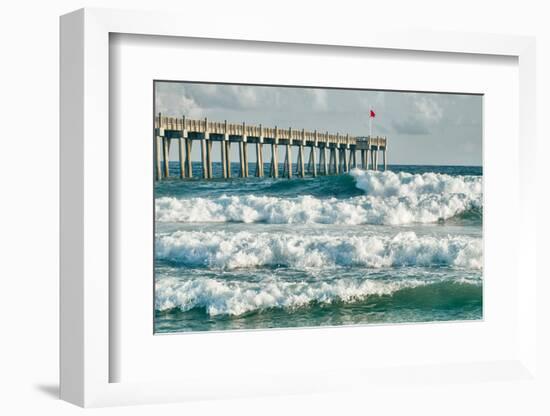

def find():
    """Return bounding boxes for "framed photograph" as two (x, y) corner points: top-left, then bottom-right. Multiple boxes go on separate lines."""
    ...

(152, 81), (483, 335)
(60, 8), (538, 408)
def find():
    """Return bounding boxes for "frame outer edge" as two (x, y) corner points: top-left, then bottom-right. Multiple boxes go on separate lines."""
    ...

(82, 8), (111, 407)
(58, 6), (539, 407)
(517, 39), (537, 376)
(60, 8), (85, 407)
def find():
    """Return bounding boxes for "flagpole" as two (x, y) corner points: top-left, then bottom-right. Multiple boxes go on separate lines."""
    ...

(369, 108), (372, 137)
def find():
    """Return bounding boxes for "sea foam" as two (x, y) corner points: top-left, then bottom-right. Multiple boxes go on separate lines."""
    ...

(156, 230), (482, 270)
(155, 276), (428, 315)
(155, 274), (481, 316)
(155, 170), (482, 225)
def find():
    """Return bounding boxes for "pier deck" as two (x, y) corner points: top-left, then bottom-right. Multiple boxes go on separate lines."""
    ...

(154, 115), (388, 180)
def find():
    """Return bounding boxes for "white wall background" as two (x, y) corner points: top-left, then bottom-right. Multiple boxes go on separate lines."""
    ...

(0, 1), (548, 415)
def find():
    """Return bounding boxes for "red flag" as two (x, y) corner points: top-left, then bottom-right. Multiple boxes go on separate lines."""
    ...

(370, 110), (376, 118)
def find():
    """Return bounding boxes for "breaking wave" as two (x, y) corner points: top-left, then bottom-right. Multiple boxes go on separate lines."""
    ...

(155, 170), (482, 225)
(156, 230), (482, 270)
(155, 276), (481, 316)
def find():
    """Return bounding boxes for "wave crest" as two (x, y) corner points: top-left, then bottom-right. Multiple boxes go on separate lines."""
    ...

(156, 170), (482, 225)
(155, 276), (480, 316)
(156, 230), (482, 270)
(351, 169), (482, 197)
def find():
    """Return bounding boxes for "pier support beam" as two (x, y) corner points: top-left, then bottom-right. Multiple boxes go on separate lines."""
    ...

(179, 116), (187, 179)
(259, 126), (265, 177)
(224, 121), (231, 178)
(297, 129), (306, 178)
(259, 143), (264, 177)
(221, 121), (229, 179)
(296, 146), (301, 177)
(335, 135), (340, 175)
(343, 148), (349, 173)
(283, 149), (288, 177)
(286, 145), (292, 178)
(323, 146), (329, 175)
(225, 141), (231, 178)
(162, 137), (170, 178)
(201, 118), (210, 178)
(155, 135), (162, 181)
(344, 135), (351, 172)
(201, 137), (208, 179)
(155, 113), (164, 180)
(185, 139), (193, 178)
(221, 140), (227, 179)
(243, 123), (249, 177)
(256, 127), (264, 178)
(243, 143), (249, 177)
(311, 147), (317, 177)
(311, 131), (318, 177)
(271, 144), (279, 178)
(323, 133), (329, 175)
(256, 142), (264, 177)
(383, 148), (387, 171)
(300, 146), (305, 177)
(298, 148), (305, 177)
(271, 128), (279, 178)
(178, 137), (185, 179)
(239, 142), (245, 177)
(286, 127), (293, 178)
(206, 140), (213, 179)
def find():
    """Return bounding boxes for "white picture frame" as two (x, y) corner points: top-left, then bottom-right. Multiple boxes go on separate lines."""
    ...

(60, 8), (538, 407)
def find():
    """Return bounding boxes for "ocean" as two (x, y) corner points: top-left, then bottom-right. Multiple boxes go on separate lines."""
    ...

(154, 162), (483, 333)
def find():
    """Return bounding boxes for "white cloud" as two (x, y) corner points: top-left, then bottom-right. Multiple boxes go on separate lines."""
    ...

(414, 96), (444, 122)
(155, 84), (203, 118)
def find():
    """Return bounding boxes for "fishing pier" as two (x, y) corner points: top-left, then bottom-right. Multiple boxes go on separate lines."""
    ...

(154, 115), (388, 180)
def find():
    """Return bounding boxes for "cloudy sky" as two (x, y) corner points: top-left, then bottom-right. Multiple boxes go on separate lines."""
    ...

(155, 81), (482, 166)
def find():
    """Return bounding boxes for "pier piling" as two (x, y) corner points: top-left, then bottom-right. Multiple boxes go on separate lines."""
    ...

(186, 139), (193, 178)
(221, 140), (227, 178)
(178, 116), (187, 179)
(155, 135), (162, 180)
(272, 127), (279, 178)
(162, 137), (170, 178)
(225, 141), (231, 178)
(178, 137), (185, 179)
(286, 127), (293, 178)
(334, 141), (340, 175)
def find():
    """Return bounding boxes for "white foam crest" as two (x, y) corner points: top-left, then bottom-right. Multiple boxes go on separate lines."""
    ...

(156, 230), (482, 270)
(155, 276), (427, 316)
(156, 171), (482, 225)
(350, 169), (482, 198)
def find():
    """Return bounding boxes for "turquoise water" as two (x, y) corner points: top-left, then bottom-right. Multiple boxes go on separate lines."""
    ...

(154, 163), (482, 333)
